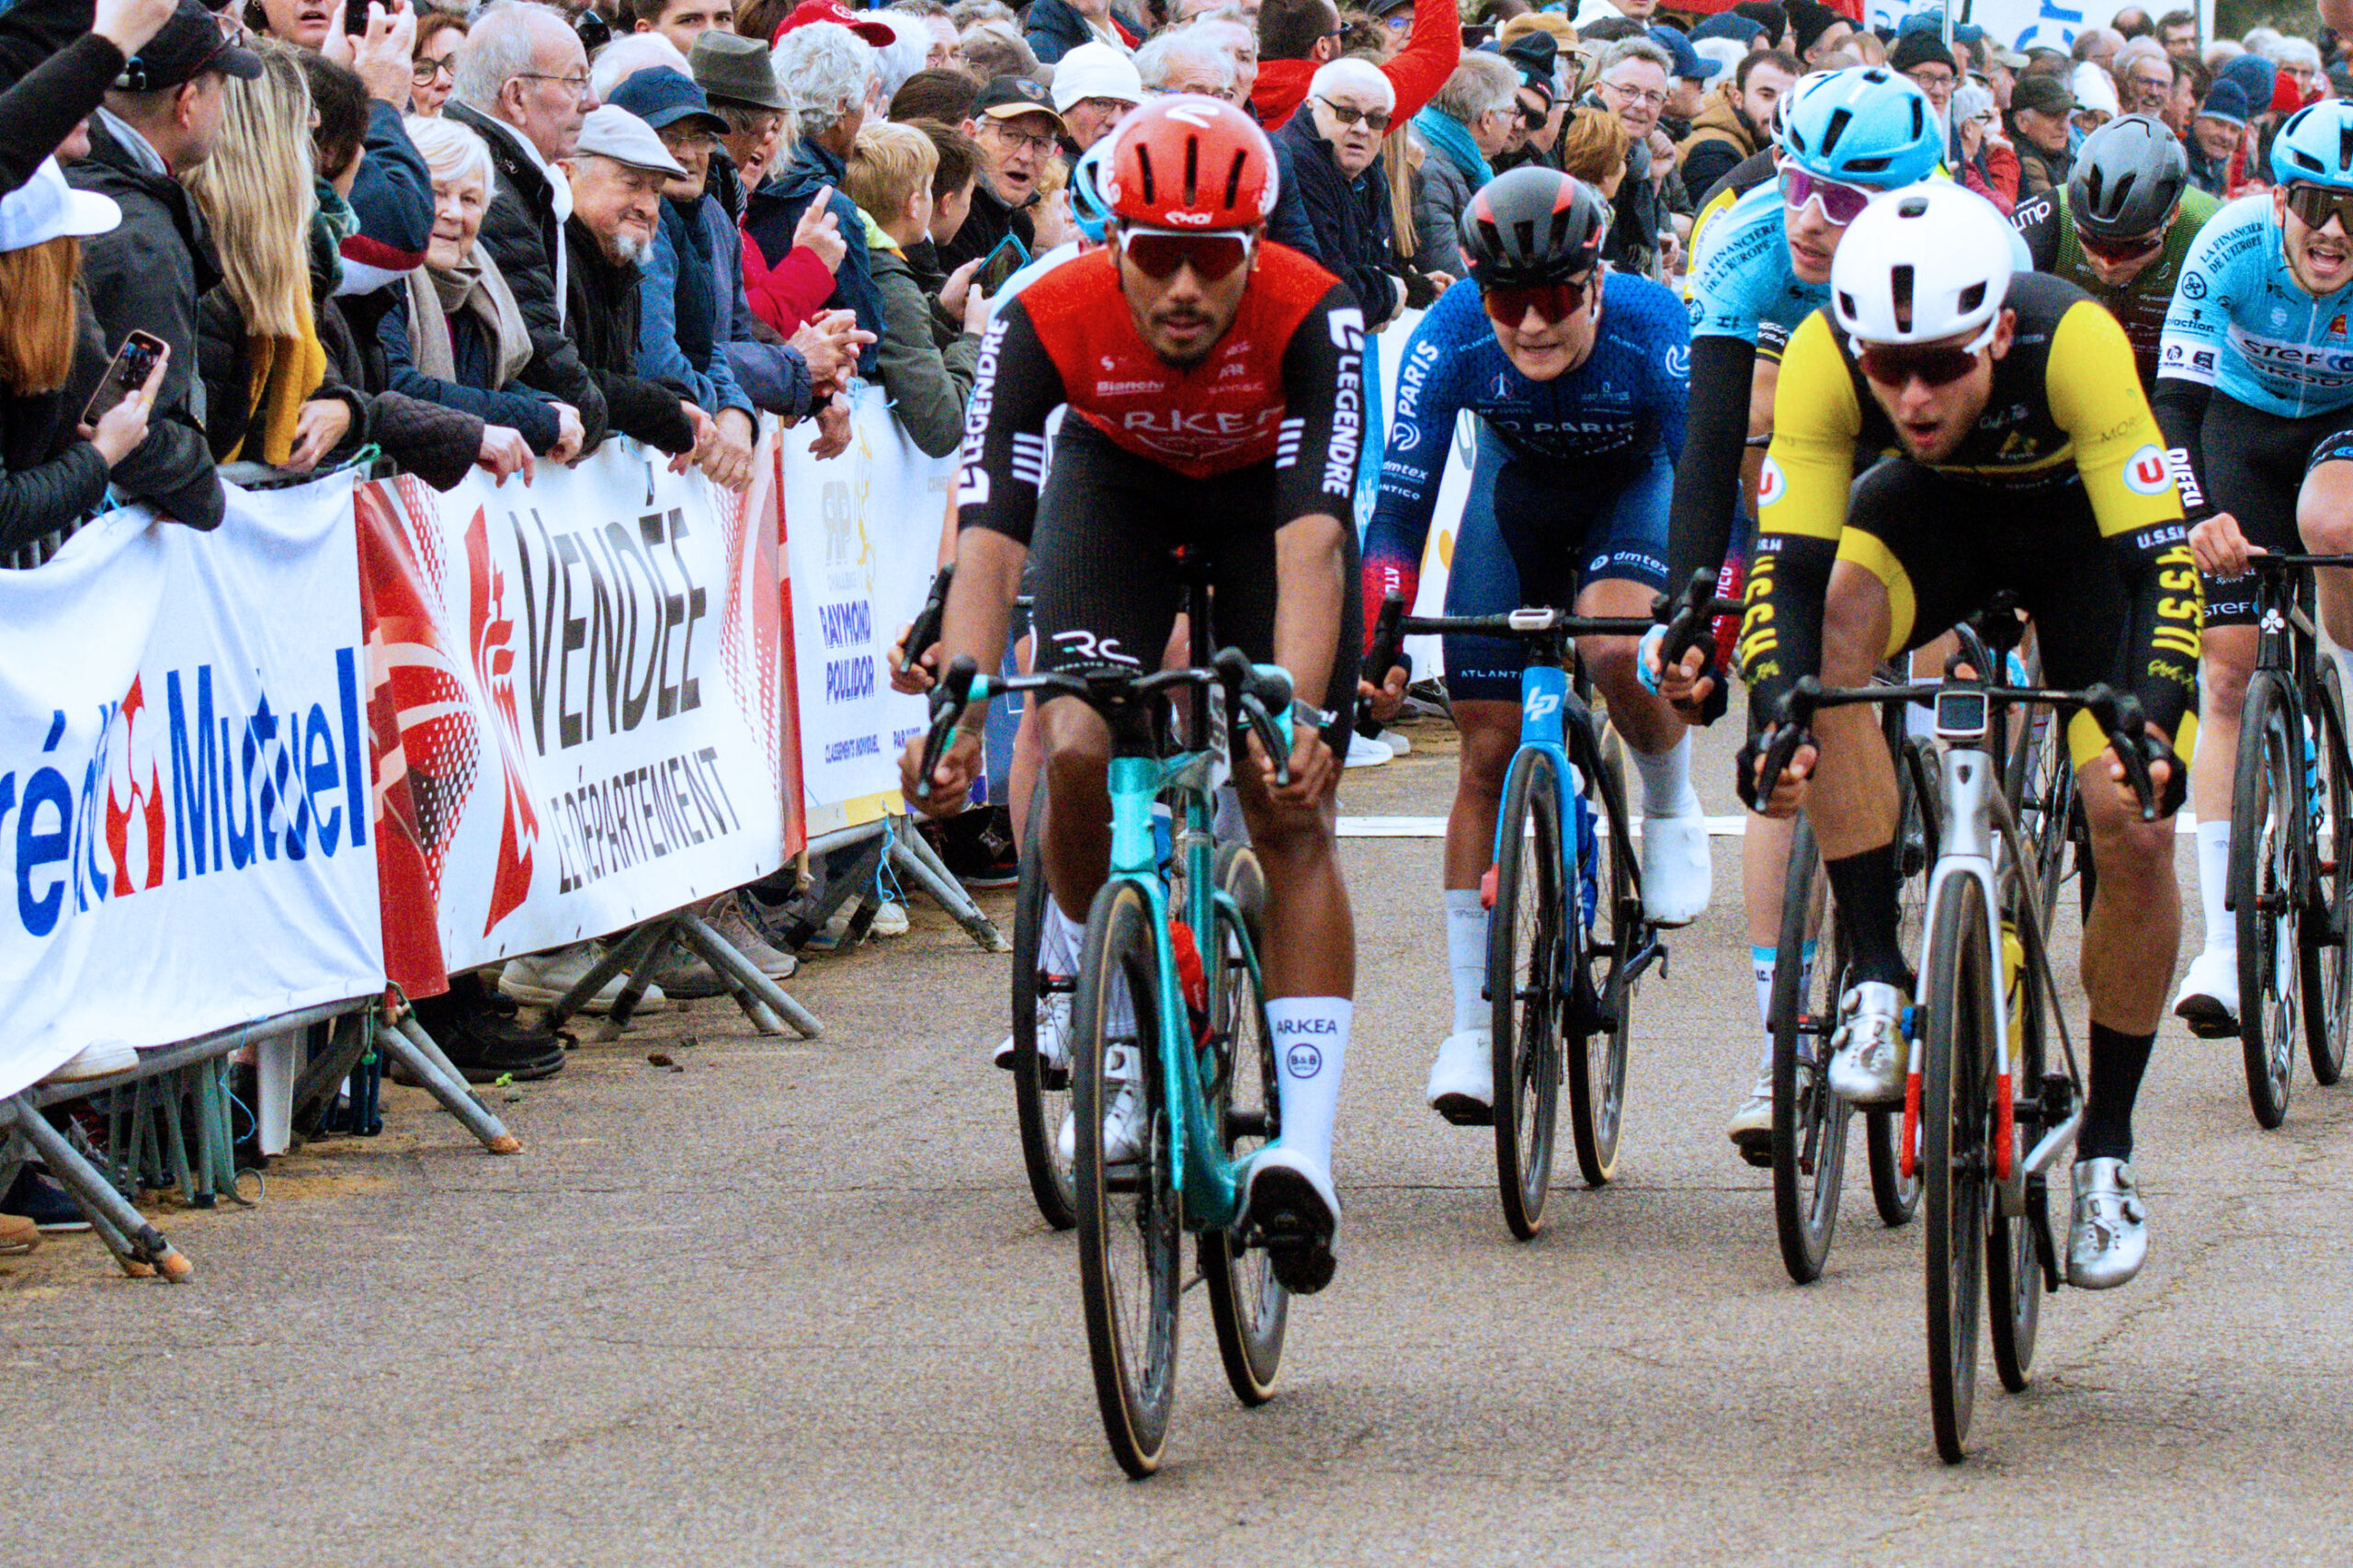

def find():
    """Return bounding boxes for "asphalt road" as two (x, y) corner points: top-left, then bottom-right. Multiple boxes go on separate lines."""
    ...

(7, 714), (2353, 1566)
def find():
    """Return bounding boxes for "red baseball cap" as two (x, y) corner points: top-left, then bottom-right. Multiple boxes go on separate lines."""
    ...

(772, 0), (896, 48)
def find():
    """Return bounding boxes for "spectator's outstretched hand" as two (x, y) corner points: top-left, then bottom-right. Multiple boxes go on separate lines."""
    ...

(789, 309), (873, 397)
(328, 1), (418, 106)
(93, 0), (179, 58)
(699, 407), (756, 492)
(811, 393), (852, 460)
(476, 425), (533, 484)
(78, 344), (166, 468)
(674, 403), (718, 475)
(939, 256), (985, 324)
(548, 402), (586, 464)
(285, 399), (353, 472)
(793, 188), (848, 274)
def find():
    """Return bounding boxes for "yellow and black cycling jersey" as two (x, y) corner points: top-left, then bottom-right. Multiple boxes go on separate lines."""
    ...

(1744, 270), (2200, 769)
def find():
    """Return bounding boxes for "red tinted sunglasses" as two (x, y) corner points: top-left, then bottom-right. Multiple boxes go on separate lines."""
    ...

(1854, 341), (1984, 388)
(1118, 225), (1255, 281)
(1779, 163), (1878, 226)
(2076, 226), (2164, 265)
(1480, 277), (1596, 326)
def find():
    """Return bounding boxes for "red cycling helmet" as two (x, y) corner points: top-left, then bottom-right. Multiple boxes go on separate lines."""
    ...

(1103, 96), (1279, 231)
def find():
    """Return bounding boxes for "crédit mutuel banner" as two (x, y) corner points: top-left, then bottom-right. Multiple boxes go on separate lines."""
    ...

(358, 432), (789, 994)
(0, 477), (386, 1098)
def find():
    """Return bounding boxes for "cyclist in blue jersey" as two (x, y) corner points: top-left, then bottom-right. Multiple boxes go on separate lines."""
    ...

(2156, 100), (2353, 1034)
(1357, 167), (1708, 1120)
(1643, 65), (1949, 1161)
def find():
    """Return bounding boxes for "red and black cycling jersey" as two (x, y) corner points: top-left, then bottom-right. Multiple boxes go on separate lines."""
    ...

(956, 242), (1367, 543)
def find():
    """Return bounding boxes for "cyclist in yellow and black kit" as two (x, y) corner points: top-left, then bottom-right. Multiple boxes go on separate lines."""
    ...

(1742, 186), (2197, 1291)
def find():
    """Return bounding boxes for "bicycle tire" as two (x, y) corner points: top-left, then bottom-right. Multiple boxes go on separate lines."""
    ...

(1771, 816), (1852, 1283)
(1200, 842), (1290, 1407)
(1868, 738), (1938, 1228)
(2304, 662), (2351, 1086)
(1012, 789), (1077, 1229)
(1922, 872), (1992, 1464)
(1987, 880), (2048, 1394)
(1072, 879), (1181, 1478)
(1491, 749), (1564, 1240)
(1567, 723), (1633, 1188)
(2234, 674), (2301, 1130)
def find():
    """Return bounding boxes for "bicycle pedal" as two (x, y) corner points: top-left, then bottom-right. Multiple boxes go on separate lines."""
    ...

(1734, 1138), (1772, 1169)
(1434, 1094), (1495, 1128)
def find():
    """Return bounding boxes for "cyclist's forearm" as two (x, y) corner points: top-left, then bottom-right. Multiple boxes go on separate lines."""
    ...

(1275, 513), (1348, 711)
(1737, 530), (1835, 727)
(2113, 522), (2202, 750)
(1665, 335), (1760, 591)
(941, 526), (1027, 728)
(2150, 377), (2214, 517)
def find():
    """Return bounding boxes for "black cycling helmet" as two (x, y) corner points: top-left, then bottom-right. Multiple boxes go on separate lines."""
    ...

(2069, 114), (2189, 240)
(1459, 167), (1610, 287)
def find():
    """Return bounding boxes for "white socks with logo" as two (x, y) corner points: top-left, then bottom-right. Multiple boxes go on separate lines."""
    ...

(1268, 996), (1351, 1169)
(1753, 945), (1779, 1073)
(1631, 729), (1702, 819)
(2196, 819), (2233, 959)
(1444, 888), (1488, 1034)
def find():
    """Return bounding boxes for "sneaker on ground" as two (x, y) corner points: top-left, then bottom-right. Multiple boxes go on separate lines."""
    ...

(931, 803), (1020, 889)
(1425, 1028), (1494, 1125)
(708, 894), (801, 981)
(499, 945), (666, 1016)
(1343, 730), (1391, 769)
(0, 1212), (36, 1256)
(870, 900), (909, 937)
(1243, 1144), (1339, 1295)
(41, 1040), (138, 1084)
(410, 976), (565, 1083)
(651, 948), (728, 1000)
(1638, 808), (1712, 927)
(1, 1166), (90, 1233)
(1827, 981), (1909, 1106)
(1377, 727), (1411, 756)
(2170, 948), (2239, 1039)
(2067, 1156), (2148, 1289)
(1726, 1070), (1775, 1165)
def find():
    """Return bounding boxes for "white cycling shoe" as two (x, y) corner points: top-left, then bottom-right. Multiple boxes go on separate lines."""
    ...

(1426, 1028), (1494, 1125)
(993, 988), (1072, 1072)
(2171, 949), (2240, 1040)
(1242, 1144), (1340, 1295)
(1639, 808), (1712, 927)
(1055, 1042), (1142, 1164)
(1827, 982), (1910, 1106)
(1726, 1070), (1775, 1166)
(2067, 1156), (2149, 1289)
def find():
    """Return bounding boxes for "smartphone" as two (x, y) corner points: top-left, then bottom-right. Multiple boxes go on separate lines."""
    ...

(81, 331), (166, 429)
(976, 231), (1030, 296)
(345, 0), (373, 34)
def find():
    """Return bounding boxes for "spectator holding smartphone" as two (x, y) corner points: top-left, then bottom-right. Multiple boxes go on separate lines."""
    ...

(0, 160), (166, 555)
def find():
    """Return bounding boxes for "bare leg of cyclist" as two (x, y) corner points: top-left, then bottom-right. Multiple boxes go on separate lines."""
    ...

(1426, 699), (1518, 1119)
(2179, 623), (2255, 1031)
(1726, 810), (1797, 1156)
(2297, 460), (2353, 673)
(1578, 576), (1710, 926)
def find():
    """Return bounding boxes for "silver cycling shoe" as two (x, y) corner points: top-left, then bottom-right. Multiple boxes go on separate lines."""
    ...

(1827, 982), (1909, 1107)
(2067, 1156), (2149, 1290)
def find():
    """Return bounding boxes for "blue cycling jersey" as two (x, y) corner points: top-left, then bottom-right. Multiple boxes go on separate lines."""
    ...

(1365, 270), (1688, 597)
(2158, 193), (2353, 418)
(1687, 181), (1825, 346)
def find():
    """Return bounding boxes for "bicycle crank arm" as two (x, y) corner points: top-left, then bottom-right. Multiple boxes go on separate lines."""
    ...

(2020, 1108), (2083, 1182)
(1622, 935), (1669, 986)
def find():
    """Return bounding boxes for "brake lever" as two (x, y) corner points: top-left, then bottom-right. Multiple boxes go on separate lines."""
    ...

(2086, 686), (2159, 823)
(914, 655), (979, 801)
(1366, 589), (1407, 689)
(897, 562), (954, 676)
(1756, 676), (1825, 799)
(1655, 567), (1722, 671)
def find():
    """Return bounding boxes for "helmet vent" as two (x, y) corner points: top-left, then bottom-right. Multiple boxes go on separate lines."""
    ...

(1959, 281), (1986, 314)
(2340, 121), (2353, 172)
(1898, 193), (1928, 217)
(1820, 107), (1852, 155)
(1891, 264), (1915, 332)
(1909, 98), (1924, 141)
(1183, 136), (1199, 205)
(1222, 149), (1245, 211)
(2107, 171), (2134, 214)
(1134, 145), (1157, 203)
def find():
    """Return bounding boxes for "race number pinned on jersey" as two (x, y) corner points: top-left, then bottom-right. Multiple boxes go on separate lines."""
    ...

(1756, 454), (1788, 508)
(2122, 444), (2171, 497)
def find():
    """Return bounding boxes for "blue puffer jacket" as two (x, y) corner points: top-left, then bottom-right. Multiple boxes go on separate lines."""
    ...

(1021, 0), (1142, 65)
(744, 138), (883, 377)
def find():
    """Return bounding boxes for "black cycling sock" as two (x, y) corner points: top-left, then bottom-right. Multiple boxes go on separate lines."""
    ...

(1824, 844), (1913, 993)
(2077, 1021), (2155, 1163)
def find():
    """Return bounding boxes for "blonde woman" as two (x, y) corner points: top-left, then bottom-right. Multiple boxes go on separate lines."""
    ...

(185, 40), (366, 470)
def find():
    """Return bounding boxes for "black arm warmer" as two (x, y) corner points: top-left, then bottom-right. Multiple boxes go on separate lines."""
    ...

(2151, 375), (2214, 520)
(1666, 334), (1763, 594)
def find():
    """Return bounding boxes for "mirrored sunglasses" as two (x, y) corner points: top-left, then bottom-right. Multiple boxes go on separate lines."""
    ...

(1119, 225), (1255, 281)
(1480, 277), (1595, 326)
(2288, 183), (2353, 235)
(1779, 163), (1877, 226)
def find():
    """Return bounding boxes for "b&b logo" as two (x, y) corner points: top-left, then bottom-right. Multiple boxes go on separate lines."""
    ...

(1285, 1042), (1323, 1077)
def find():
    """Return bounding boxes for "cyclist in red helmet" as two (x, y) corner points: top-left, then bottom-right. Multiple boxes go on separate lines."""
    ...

(901, 97), (1365, 1293)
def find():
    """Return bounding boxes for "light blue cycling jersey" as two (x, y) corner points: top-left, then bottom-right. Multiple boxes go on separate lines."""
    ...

(2157, 193), (2353, 417)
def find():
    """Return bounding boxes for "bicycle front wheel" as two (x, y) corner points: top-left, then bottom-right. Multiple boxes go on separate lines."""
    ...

(1072, 880), (1181, 1478)
(1869, 737), (1938, 1228)
(1567, 722), (1633, 1187)
(2234, 674), (2302, 1129)
(1922, 872), (1994, 1464)
(1012, 789), (1076, 1229)
(1771, 815), (1851, 1284)
(1491, 749), (1564, 1241)
(2303, 662), (2351, 1086)
(1200, 843), (1290, 1407)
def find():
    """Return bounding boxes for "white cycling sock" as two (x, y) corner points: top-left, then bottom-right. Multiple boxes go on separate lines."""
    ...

(1631, 730), (1701, 818)
(1042, 902), (1085, 975)
(1753, 945), (1778, 1073)
(1445, 889), (1488, 1034)
(2196, 819), (2233, 957)
(1268, 996), (1351, 1167)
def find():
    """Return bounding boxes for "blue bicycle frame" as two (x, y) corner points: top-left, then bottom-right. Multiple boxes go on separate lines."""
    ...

(1492, 661), (1602, 953)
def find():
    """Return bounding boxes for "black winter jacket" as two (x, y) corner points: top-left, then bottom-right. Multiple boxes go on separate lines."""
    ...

(0, 306), (110, 553)
(563, 218), (696, 455)
(1270, 113), (1402, 324)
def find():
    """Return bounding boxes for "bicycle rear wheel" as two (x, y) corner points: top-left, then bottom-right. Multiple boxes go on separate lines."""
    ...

(1771, 816), (1852, 1284)
(1072, 880), (1181, 1478)
(2234, 674), (2302, 1129)
(1491, 749), (1564, 1240)
(1869, 737), (1938, 1227)
(1012, 789), (1077, 1229)
(2303, 663), (2350, 1086)
(1200, 843), (1290, 1407)
(1567, 723), (1633, 1188)
(1922, 872), (1993, 1464)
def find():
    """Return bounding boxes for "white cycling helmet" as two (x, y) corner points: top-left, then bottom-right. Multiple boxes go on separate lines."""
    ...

(1829, 183), (2016, 348)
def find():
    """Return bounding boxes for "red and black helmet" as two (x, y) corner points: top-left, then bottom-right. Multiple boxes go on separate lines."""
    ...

(1103, 96), (1279, 231)
(1458, 168), (1610, 287)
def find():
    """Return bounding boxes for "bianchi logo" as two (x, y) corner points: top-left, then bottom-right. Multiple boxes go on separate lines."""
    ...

(1095, 378), (1163, 396)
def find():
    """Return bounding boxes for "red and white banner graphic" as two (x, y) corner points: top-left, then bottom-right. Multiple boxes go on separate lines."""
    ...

(358, 432), (790, 994)
(0, 477), (386, 1097)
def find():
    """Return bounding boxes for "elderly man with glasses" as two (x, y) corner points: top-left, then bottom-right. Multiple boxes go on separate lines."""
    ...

(938, 74), (1066, 272)
(1587, 37), (1683, 278)
(1268, 57), (1411, 324)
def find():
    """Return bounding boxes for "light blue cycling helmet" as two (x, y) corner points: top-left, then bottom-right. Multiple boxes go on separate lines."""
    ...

(1072, 140), (1115, 245)
(2270, 99), (2353, 189)
(1779, 66), (1943, 188)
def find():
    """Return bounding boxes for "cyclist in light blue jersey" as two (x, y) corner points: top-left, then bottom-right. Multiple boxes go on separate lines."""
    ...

(2154, 100), (2353, 1035)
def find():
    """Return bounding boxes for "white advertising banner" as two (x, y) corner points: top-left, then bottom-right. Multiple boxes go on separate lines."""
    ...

(781, 385), (956, 831)
(0, 477), (386, 1098)
(358, 434), (789, 990)
(1860, 0), (2201, 52)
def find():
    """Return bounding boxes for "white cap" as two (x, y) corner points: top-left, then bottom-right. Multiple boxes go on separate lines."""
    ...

(1052, 40), (1143, 114)
(0, 158), (119, 255)
(2072, 60), (2120, 118)
(574, 104), (689, 178)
